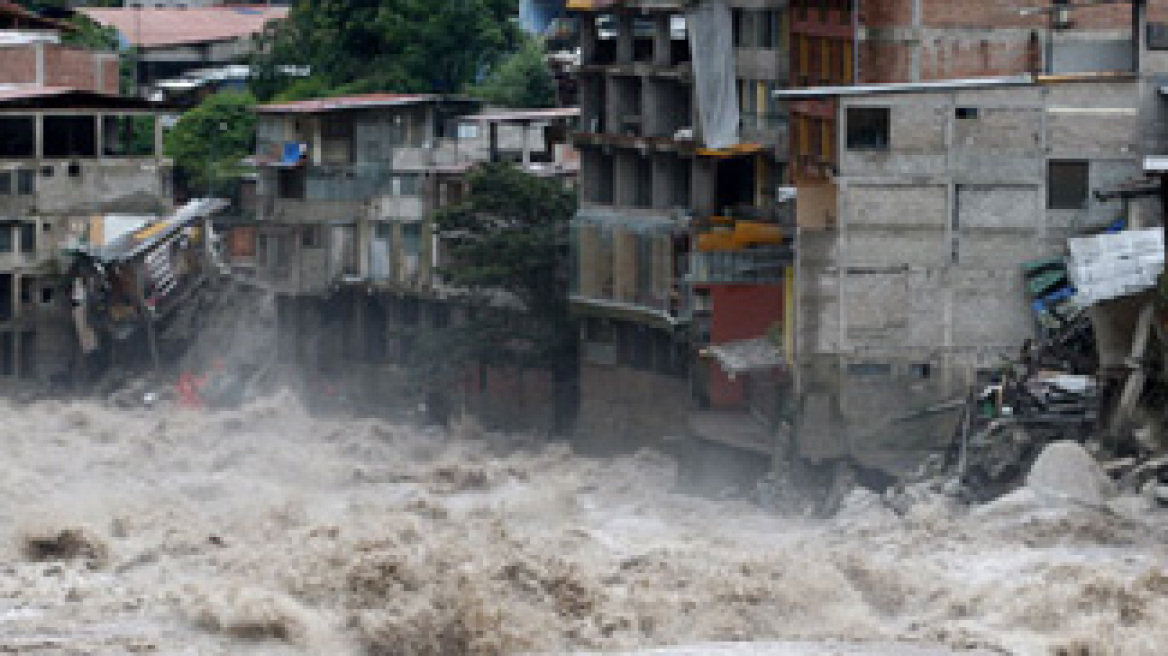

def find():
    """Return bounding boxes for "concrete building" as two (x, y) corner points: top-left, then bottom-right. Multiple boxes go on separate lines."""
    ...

(0, 86), (175, 387)
(776, 71), (1158, 474)
(78, 6), (287, 95)
(566, 0), (792, 455)
(237, 93), (579, 424)
(787, 0), (1168, 185)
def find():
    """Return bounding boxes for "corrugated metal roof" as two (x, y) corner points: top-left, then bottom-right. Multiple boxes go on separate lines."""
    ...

(462, 107), (580, 122)
(254, 93), (460, 114)
(772, 75), (1035, 99)
(79, 6), (287, 49)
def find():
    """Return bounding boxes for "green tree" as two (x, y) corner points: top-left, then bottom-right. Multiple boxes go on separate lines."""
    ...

(426, 164), (577, 428)
(164, 92), (257, 196)
(468, 36), (557, 108)
(250, 0), (521, 100)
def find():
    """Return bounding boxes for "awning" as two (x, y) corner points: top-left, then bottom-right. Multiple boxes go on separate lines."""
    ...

(83, 198), (227, 263)
(704, 337), (785, 375)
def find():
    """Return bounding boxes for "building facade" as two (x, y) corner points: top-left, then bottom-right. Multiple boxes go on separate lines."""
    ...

(240, 94), (578, 425)
(567, 0), (792, 454)
(0, 87), (174, 386)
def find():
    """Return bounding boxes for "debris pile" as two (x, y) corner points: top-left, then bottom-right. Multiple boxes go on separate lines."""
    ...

(944, 226), (1168, 507)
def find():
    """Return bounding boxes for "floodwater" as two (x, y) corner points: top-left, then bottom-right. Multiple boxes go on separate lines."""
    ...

(0, 393), (1166, 655)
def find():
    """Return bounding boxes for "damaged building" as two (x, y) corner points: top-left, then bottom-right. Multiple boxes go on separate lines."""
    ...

(776, 0), (1168, 477)
(238, 93), (579, 424)
(0, 86), (183, 388)
(566, 0), (793, 457)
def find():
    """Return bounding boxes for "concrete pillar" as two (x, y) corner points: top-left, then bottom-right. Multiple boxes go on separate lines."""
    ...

(653, 14), (672, 67)
(605, 76), (622, 136)
(642, 79), (662, 137)
(579, 13), (599, 65)
(34, 114), (43, 160)
(94, 113), (104, 159)
(614, 151), (639, 206)
(616, 13), (635, 64)
(691, 157), (717, 217)
(311, 117), (323, 165)
(520, 121), (531, 166)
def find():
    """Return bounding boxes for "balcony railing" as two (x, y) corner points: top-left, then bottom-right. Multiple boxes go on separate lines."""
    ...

(687, 247), (791, 284)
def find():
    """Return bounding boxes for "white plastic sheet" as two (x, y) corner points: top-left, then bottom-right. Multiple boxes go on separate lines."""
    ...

(686, 0), (740, 150)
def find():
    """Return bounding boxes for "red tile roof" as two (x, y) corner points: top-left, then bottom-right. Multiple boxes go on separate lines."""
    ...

(254, 93), (448, 114)
(79, 6), (287, 49)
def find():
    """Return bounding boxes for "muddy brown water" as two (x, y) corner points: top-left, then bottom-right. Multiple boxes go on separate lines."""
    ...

(0, 392), (1166, 655)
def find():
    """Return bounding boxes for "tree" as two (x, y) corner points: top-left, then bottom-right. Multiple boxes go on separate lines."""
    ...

(250, 0), (521, 101)
(164, 92), (257, 196)
(468, 36), (558, 109)
(427, 164), (578, 427)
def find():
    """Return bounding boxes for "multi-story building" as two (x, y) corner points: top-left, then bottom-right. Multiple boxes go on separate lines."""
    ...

(239, 93), (579, 424)
(775, 1), (1168, 475)
(566, 0), (792, 455)
(788, 0), (1164, 185)
(0, 86), (176, 386)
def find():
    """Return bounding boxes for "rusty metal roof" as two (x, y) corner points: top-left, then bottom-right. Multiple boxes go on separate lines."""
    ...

(462, 107), (580, 123)
(254, 93), (469, 114)
(79, 6), (287, 49)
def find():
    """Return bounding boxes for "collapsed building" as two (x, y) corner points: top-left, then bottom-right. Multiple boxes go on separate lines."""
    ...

(0, 86), (225, 390)
(231, 93), (578, 425)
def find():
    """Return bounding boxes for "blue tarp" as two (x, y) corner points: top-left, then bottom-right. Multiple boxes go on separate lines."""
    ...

(281, 142), (304, 166)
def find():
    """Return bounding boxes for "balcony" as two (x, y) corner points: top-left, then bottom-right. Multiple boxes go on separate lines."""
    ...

(687, 247), (791, 284)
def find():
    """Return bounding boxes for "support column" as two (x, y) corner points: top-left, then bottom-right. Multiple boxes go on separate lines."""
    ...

(616, 13), (635, 64)
(653, 14), (672, 67)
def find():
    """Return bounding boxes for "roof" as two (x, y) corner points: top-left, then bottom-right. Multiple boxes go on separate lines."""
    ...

(775, 72), (1136, 100)
(1145, 156), (1168, 174)
(86, 198), (228, 263)
(772, 75), (1035, 99)
(0, 86), (164, 110)
(254, 93), (469, 114)
(79, 6), (287, 49)
(462, 107), (580, 123)
(704, 337), (785, 375)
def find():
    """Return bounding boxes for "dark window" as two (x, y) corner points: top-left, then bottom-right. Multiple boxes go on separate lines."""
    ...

(17, 170), (34, 195)
(0, 171), (10, 196)
(1148, 23), (1168, 51)
(0, 226), (11, 253)
(19, 224), (34, 253)
(42, 116), (97, 158)
(302, 225), (322, 248)
(909, 363), (932, 379)
(19, 331), (33, 379)
(845, 107), (890, 150)
(0, 332), (12, 376)
(67, 162), (81, 178)
(277, 169), (305, 199)
(1048, 161), (1090, 210)
(19, 278), (31, 304)
(846, 362), (892, 377)
(41, 166), (54, 178)
(955, 107), (979, 120)
(40, 287), (54, 305)
(101, 115), (156, 157)
(0, 117), (34, 158)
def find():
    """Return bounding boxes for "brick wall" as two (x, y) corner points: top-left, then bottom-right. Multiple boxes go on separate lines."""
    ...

(705, 284), (784, 409)
(0, 47), (37, 85)
(0, 44), (118, 93)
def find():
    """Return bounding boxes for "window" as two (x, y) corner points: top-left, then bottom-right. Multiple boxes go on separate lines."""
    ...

(277, 169), (305, 199)
(956, 107), (979, 120)
(845, 107), (890, 150)
(0, 226), (11, 253)
(1048, 161), (1090, 210)
(457, 123), (480, 140)
(40, 287), (53, 305)
(19, 278), (31, 304)
(0, 118), (34, 158)
(17, 170), (34, 195)
(0, 171), (10, 196)
(101, 115), (156, 157)
(909, 363), (932, 379)
(846, 362), (892, 377)
(391, 174), (420, 196)
(19, 224), (34, 253)
(1148, 23), (1168, 51)
(42, 116), (97, 158)
(402, 223), (421, 255)
(67, 163), (81, 178)
(302, 225), (322, 248)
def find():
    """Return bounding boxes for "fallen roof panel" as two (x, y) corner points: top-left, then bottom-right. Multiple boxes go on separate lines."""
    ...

(87, 198), (228, 263)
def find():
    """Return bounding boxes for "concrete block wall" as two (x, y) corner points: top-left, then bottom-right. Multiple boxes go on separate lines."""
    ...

(0, 44), (118, 94)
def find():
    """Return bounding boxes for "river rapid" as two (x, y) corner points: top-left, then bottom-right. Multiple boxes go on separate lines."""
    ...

(0, 393), (1165, 655)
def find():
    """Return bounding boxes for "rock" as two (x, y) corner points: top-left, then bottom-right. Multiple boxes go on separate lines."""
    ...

(1107, 494), (1153, 520)
(1026, 441), (1115, 506)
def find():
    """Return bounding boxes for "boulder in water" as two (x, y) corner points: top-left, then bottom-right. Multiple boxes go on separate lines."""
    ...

(1026, 441), (1115, 506)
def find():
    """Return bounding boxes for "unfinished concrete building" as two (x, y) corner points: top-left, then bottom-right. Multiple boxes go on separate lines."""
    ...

(0, 87), (173, 388)
(567, 0), (791, 454)
(242, 94), (578, 423)
(776, 73), (1154, 474)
